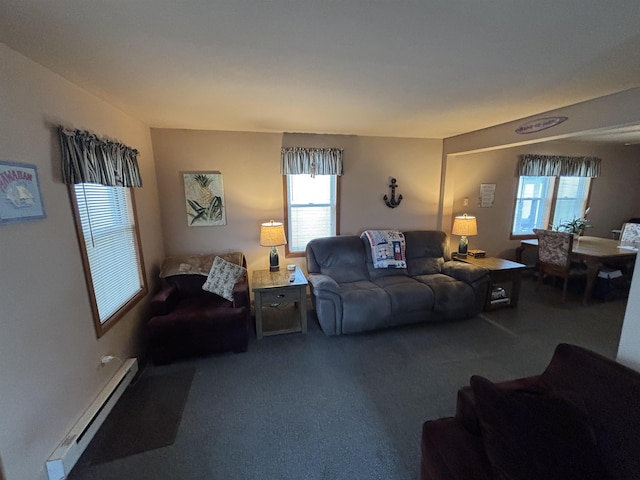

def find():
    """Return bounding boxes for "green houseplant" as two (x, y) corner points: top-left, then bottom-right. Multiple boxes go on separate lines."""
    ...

(554, 208), (591, 235)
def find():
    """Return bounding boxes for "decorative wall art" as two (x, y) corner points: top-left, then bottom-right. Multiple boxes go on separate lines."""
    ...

(183, 171), (226, 226)
(479, 183), (496, 208)
(0, 161), (46, 224)
(383, 177), (403, 208)
(515, 116), (568, 134)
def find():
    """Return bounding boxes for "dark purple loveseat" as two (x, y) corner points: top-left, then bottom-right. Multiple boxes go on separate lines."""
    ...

(146, 253), (250, 364)
(420, 343), (640, 480)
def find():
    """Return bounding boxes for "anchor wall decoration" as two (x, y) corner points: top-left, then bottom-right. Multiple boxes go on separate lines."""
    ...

(383, 177), (403, 208)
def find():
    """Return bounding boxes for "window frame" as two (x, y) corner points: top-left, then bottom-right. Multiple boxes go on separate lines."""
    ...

(282, 174), (341, 257)
(510, 175), (592, 239)
(69, 183), (148, 338)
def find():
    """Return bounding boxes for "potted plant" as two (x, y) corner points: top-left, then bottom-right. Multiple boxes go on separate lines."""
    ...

(554, 208), (591, 236)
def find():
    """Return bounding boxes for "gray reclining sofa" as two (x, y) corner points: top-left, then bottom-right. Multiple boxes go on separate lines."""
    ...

(306, 230), (490, 336)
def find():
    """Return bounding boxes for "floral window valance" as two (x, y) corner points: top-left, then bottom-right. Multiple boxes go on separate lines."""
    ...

(281, 147), (343, 177)
(519, 154), (601, 177)
(58, 127), (143, 187)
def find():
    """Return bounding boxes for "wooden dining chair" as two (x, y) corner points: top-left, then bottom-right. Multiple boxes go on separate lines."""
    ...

(533, 229), (588, 302)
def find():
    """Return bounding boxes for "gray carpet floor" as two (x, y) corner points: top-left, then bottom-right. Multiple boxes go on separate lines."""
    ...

(69, 274), (626, 480)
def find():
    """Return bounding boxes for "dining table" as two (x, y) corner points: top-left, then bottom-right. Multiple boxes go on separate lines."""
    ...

(515, 235), (638, 304)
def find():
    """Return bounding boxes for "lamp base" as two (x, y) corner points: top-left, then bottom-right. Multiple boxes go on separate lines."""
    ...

(458, 235), (469, 257)
(269, 246), (280, 272)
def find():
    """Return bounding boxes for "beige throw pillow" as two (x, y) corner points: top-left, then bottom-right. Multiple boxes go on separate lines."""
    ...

(202, 256), (247, 301)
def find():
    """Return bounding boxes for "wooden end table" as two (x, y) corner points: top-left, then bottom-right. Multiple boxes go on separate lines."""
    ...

(252, 267), (308, 340)
(455, 255), (526, 310)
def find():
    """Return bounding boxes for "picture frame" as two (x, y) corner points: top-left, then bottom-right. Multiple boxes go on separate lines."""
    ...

(182, 171), (226, 226)
(0, 160), (46, 224)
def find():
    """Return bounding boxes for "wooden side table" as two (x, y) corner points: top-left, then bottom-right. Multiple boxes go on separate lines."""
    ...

(252, 267), (308, 340)
(455, 255), (526, 310)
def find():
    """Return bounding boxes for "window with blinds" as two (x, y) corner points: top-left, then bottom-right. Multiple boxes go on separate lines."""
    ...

(285, 174), (339, 254)
(511, 176), (591, 236)
(71, 183), (147, 337)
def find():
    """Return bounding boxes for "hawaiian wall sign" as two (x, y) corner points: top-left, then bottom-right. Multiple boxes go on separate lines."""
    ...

(0, 160), (46, 224)
(515, 116), (568, 135)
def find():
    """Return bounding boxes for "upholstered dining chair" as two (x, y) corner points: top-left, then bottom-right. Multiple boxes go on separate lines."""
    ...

(614, 222), (640, 278)
(620, 222), (640, 247)
(533, 229), (588, 302)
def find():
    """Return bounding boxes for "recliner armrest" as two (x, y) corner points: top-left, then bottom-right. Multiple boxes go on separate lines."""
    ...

(420, 417), (493, 480)
(150, 283), (178, 316)
(232, 274), (250, 309)
(308, 273), (340, 294)
(442, 261), (489, 283)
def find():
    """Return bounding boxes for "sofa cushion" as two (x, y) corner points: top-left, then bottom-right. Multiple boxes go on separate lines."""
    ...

(470, 375), (608, 480)
(202, 256), (247, 301)
(372, 276), (434, 313)
(306, 235), (370, 283)
(174, 295), (234, 312)
(442, 260), (489, 283)
(165, 274), (209, 298)
(339, 281), (391, 333)
(404, 230), (448, 276)
(456, 375), (544, 436)
(415, 274), (475, 314)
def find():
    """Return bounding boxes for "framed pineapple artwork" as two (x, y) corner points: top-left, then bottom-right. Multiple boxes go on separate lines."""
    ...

(182, 171), (226, 226)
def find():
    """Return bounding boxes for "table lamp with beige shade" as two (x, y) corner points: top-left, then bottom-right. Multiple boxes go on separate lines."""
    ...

(452, 214), (478, 257)
(260, 220), (287, 272)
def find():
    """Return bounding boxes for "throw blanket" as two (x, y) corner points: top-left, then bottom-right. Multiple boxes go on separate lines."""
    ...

(361, 230), (407, 268)
(159, 252), (244, 278)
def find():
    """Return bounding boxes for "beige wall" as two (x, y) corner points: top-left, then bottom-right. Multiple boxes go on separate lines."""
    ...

(446, 141), (640, 263)
(0, 46), (165, 480)
(151, 129), (443, 276)
(150, 128), (284, 274)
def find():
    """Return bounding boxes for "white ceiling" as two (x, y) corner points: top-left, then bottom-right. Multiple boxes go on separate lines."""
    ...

(2, 1), (640, 140)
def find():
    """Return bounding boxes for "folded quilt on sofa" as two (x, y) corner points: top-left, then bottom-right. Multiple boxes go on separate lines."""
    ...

(361, 230), (406, 268)
(159, 252), (244, 277)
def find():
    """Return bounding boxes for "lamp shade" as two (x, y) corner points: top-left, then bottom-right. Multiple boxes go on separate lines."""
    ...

(260, 220), (287, 247)
(452, 214), (478, 236)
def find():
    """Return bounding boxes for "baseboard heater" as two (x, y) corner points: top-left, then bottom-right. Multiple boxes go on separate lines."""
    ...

(46, 358), (138, 480)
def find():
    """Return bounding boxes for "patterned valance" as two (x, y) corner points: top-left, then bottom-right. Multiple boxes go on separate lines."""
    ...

(281, 147), (343, 176)
(58, 127), (143, 187)
(519, 154), (601, 177)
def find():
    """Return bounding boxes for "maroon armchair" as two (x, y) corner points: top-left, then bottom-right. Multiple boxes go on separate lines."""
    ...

(420, 343), (640, 480)
(146, 253), (250, 365)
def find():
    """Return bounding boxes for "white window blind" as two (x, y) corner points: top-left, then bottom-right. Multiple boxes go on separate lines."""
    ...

(511, 176), (591, 235)
(512, 176), (554, 235)
(74, 183), (144, 323)
(553, 177), (591, 226)
(286, 174), (337, 252)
